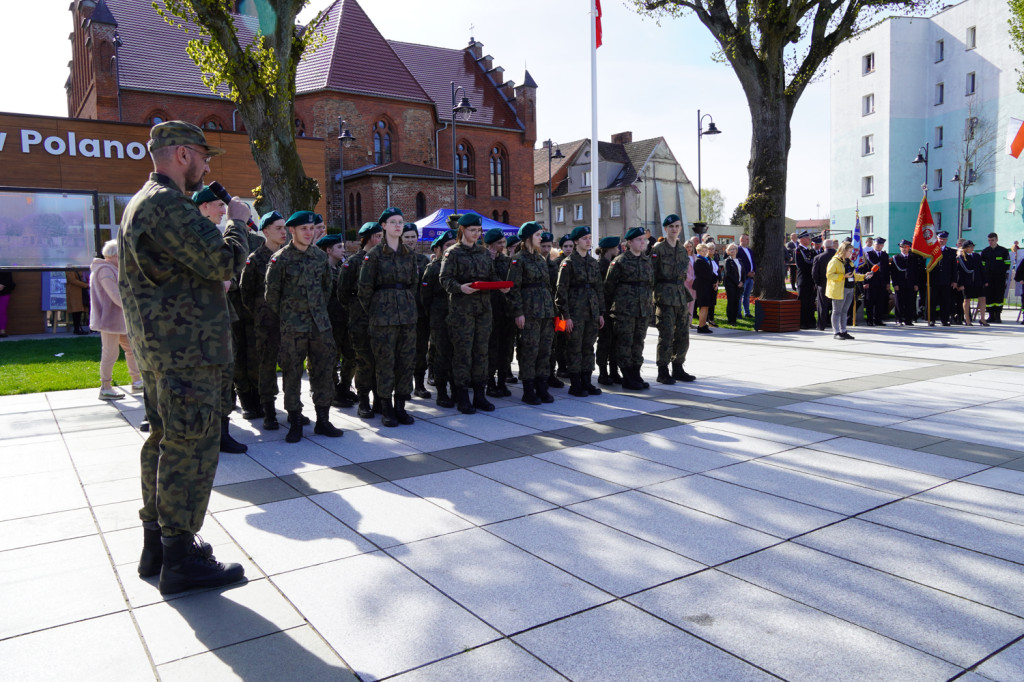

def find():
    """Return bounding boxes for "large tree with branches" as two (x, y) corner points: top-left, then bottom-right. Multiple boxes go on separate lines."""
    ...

(155, 0), (327, 214)
(634, 0), (928, 299)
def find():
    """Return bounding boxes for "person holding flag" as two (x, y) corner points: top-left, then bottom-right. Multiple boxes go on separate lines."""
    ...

(910, 194), (946, 324)
(925, 231), (957, 326)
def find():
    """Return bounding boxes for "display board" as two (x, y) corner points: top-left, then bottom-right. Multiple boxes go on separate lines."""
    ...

(0, 187), (99, 269)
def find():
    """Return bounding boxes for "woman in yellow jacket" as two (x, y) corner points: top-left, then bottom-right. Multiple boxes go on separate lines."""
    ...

(826, 241), (873, 340)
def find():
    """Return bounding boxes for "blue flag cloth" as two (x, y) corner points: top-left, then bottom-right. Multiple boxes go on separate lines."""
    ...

(852, 210), (863, 269)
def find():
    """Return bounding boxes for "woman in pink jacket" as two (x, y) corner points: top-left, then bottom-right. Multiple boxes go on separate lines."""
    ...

(90, 240), (142, 400)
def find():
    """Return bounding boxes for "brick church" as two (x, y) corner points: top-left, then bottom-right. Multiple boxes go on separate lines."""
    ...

(65, 0), (537, 230)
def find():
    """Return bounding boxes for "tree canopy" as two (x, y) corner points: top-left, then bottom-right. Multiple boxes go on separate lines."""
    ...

(700, 187), (725, 224)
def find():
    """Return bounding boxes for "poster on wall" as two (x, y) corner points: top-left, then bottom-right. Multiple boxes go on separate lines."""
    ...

(0, 187), (99, 269)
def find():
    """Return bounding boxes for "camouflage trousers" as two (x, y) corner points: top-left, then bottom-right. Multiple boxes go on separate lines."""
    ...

(415, 315), (429, 375)
(280, 329), (336, 412)
(253, 324), (280, 402)
(332, 316), (355, 389)
(138, 365), (222, 536)
(448, 304), (491, 387)
(596, 316), (616, 366)
(488, 313), (514, 375)
(429, 316), (453, 378)
(231, 318), (259, 396)
(615, 314), (649, 368)
(516, 316), (554, 381)
(349, 316), (376, 393)
(369, 323), (416, 397)
(221, 362), (234, 416)
(565, 317), (599, 374)
(656, 304), (690, 365)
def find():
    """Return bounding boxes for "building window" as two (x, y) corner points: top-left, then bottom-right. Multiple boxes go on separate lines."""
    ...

(489, 146), (508, 197)
(556, 206), (565, 223)
(936, 39), (944, 62)
(610, 198), (621, 217)
(574, 204), (584, 221)
(862, 216), (874, 235)
(456, 141), (475, 196)
(373, 120), (393, 165)
(862, 134), (874, 156)
(935, 83), (944, 105)
(862, 94), (874, 116)
(348, 193), (355, 228)
(862, 176), (874, 197)
(203, 117), (224, 131)
(294, 118), (306, 137)
(535, 192), (544, 213)
(862, 53), (875, 75)
(966, 208), (973, 229)
(934, 169), (943, 190)
(145, 111), (169, 126)
(355, 192), (362, 225)
(582, 170), (592, 187)
(966, 26), (976, 49)
(935, 126), (944, 148)
(415, 192), (426, 219)
(502, 210), (510, 224)
(935, 212), (942, 229)
(492, 210), (500, 221)
(966, 72), (976, 96)
(965, 116), (979, 141)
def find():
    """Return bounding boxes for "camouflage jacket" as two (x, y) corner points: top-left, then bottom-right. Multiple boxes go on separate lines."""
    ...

(547, 256), (562, 293)
(339, 249), (368, 325)
(239, 243), (278, 327)
(421, 257), (448, 320)
(326, 260), (347, 327)
(555, 250), (604, 321)
(265, 242), (333, 333)
(358, 240), (418, 326)
(651, 240), (691, 307)
(117, 172), (247, 372)
(413, 251), (431, 316)
(605, 250), (654, 318)
(506, 250), (554, 319)
(226, 230), (265, 322)
(490, 252), (511, 317)
(439, 242), (497, 315)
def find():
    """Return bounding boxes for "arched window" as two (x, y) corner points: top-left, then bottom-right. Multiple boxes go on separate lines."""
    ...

(294, 118), (306, 138)
(527, 99), (535, 124)
(145, 110), (169, 126)
(373, 119), (393, 165)
(348, 193), (355, 229)
(356, 193), (363, 225)
(501, 210), (510, 224)
(457, 141), (475, 197)
(416, 192), (427, 219)
(492, 210), (500, 221)
(202, 117), (224, 131)
(489, 146), (508, 198)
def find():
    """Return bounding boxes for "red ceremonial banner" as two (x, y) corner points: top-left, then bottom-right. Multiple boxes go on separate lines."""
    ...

(911, 195), (944, 271)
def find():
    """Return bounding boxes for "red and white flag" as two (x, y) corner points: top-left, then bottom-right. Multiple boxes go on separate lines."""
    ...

(1007, 117), (1024, 158)
(911, 195), (943, 271)
(595, 0), (603, 48)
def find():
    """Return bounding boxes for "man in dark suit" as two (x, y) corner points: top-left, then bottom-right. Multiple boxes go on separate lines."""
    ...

(736, 234), (755, 318)
(812, 239), (837, 331)
(926, 231), (956, 326)
(795, 230), (817, 329)
(861, 237), (891, 325)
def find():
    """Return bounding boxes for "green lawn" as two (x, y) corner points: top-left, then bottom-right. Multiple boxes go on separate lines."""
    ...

(711, 294), (755, 331)
(0, 336), (133, 395)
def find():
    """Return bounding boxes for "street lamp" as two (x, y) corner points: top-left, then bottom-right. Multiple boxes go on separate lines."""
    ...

(450, 82), (476, 212)
(544, 139), (565, 230)
(912, 143), (929, 194)
(695, 109), (721, 236)
(337, 117), (356, 234)
(950, 166), (976, 241)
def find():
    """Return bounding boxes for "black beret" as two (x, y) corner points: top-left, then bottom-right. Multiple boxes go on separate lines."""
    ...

(379, 207), (403, 224)
(558, 234), (573, 246)
(316, 234), (343, 249)
(569, 226), (591, 242)
(540, 231), (554, 243)
(358, 221), (383, 237)
(598, 236), (620, 249)
(431, 230), (456, 250)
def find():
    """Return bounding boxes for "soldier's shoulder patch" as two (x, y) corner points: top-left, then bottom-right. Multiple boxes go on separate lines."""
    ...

(511, 259), (517, 264)
(364, 255), (370, 261)
(652, 253), (658, 258)
(560, 260), (569, 267)
(270, 256), (278, 264)
(609, 261), (616, 267)
(342, 262), (349, 268)
(245, 256), (253, 265)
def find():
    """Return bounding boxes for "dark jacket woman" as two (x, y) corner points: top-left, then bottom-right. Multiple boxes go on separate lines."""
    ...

(693, 256), (717, 308)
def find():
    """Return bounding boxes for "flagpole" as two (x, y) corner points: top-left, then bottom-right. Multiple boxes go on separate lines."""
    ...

(590, 0), (600, 249)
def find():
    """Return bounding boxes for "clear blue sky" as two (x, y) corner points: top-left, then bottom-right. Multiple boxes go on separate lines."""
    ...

(1, 0), (831, 221)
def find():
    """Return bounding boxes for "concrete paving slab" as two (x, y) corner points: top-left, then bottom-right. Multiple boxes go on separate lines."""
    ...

(357, 453), (460, 481)
(242, 439), (352, 477)
(379, 419), (485, 452)
(806, 437), (988, 478)
(0, 411), (59, 440)
(597, 432), (751, 473)
(759, 447), (949, 496)
(277, 463), (383, 496)
(975, 639), (1024, 682)
(0, 468), (88, 522)
(654, 422), (799, 458)
(430, 412), (539, 440)
(393, 468), (554, 526)
(782, 400), (911, 426)
(82, 475), (141, 506)
(207, 477), (303, 513)
(299, 427), (419, 463)
(470, 456), (626, 506)
(544, 422), (635, 445)
(918, 440), (1024, 466)
(534, 444), (687, 488)
(390, 639), (561, 681)
(700, 415), (836, 446)
(0, 507), (97, 552)
(961, 467), (1024, 495)
(912, 480), (1024, 526)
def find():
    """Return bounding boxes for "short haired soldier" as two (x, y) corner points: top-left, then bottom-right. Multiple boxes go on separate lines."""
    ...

(555, 225), (605, 397)
(651, 214), (695, 384)
(605, 227), (653, 391)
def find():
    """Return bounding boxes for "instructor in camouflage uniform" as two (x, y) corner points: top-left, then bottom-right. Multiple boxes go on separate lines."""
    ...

(554, 225), (605, 397)
(651, 214), (696, 384)
(118, 120), (246, 595)
(506, 222), (555, 405)
(605, 227), (654, 391)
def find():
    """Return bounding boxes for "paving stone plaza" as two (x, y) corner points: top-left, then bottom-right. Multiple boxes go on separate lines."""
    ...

(2, 325), (1024, 681)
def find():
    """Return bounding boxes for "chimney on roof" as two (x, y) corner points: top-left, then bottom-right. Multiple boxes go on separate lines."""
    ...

(466, 39), (483, 61)
(478, 54), (493, 72)
(500, 81), (516, 100)
(513, 76), (538, 147)
(488, 65), (504, 85)
(611, 131), (633, 145)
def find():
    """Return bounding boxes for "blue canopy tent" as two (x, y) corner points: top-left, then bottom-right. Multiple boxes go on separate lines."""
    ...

(413, 209), (519, 242)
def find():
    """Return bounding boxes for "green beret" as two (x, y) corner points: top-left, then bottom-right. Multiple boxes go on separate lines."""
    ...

(518, 221), (543, 241)
(316, 234), (343, 249)
(483, 227), (505, 244)
(313, 213), (324, 225)
(402, 222), (419, 235)
(540, 232), (554, 244)
(458, 213), (483, 228)
(569, 226), (591, 242)
(662, 214), (682, 227)
(431, 230), (456, 250)
(148, 120), (225, 156)
(506, 235), (521, 249)
(285, 211), (316, 227)
(259, 211), (284, 231)
(379, 207), (403, 224)
(358, 221), (383, 237)
(558, 234), (573, 246)
(625, 227), (645, 241)
(598, 236), (620, 250)
(191, 186), (219, 206)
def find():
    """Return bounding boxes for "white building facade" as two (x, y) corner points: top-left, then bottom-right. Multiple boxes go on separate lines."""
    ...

(830, 0), (1024, 245)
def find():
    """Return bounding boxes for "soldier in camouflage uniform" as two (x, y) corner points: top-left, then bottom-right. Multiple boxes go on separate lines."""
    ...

(595, 236), (622, 386)
(605, 227), (654, 391)
(421, 229), (457, 408)
(484, 227), (513, 398)
(265, 211), (344, 443)
(359, 208), (419, 427)
(402, 223), (432, 400)
(440, 213), (507, 413)
(548, 234), (574, 387)
(555, 226), (605, 397)
(239, 211), (288, 430)
(506, 222), (555, 405)
(341, 222), (383, 418)
(118, 120), (245, 595)
(317, 233), (356, 408)
(651, 214), (696, 383)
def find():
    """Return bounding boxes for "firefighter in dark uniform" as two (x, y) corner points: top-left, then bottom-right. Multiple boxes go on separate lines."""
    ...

(861, 237), (891, 325)
(981, 232), (1011, 323)
(890, 240), (918, 325)
(926, 231), (956, 326)
(795, 231), (817, 329)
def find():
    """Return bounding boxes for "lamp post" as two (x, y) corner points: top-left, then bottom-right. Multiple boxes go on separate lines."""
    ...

(695, 109), (721, 236)
(544, 139), (565, 230)
(912, 143), (929, 195)
(450, 82), (476, 212)
(950, 166), (976, 241)
(337, 117), (356, 234)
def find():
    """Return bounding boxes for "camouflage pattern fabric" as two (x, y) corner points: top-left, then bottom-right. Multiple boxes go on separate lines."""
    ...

(359, 241), (419, 397)
(555, 250), (604, 374)
(605, 250), (654, 370)
(440, 242), (497, 387)
(421, 258), (452, 378)
(252, 323), (280, 401)
(488, 252), (514, 376)
(341, 249), (375, 393)
(279, 331), (337, 411)
(655, 305), (690, 365)
(595, 256), (616, 368)
(368, 324), (415, 397)
(413, 252), (431, 376)
(517, 316), (553, 381)
(327, 261), (355, 389)
(239, 244), (277, 327)
(228, 230), (266, 397)
(651, 240), (692, 365)
(507, 251), (555, 381)
(614, 315), (649, 367)
(220, 362), (235, 416)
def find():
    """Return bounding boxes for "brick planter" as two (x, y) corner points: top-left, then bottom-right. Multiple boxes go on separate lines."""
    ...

(753, 295), (801, 333)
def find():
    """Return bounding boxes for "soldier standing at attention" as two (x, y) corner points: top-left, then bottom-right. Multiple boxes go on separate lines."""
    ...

(651, 214), (695, 384)
(927, 231), (956, 326)
(484, 227), (513, 398)
(264, 211), (344, 443)
(595, 235), (621, 386)
(240, 211), (288, 430)
(342, 222), (383, 418)
(605, 227), (654, 391)
(316, 233), (356, 408)
(402, 223), (432, 400)
(506, 222), (556, 405)
(440, 213), (505, 414)
(555, 225), (605, 397)
(118, 120), (246, 594)
(550, 234), (575, 383)
(981, 232), (1011, 323)
(359, 208), (419, 427)
(422, 229), (457, 408)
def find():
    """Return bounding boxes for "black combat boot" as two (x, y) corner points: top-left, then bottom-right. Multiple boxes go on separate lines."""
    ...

(285, 411), (304, 443)
(496, 370), (512, 397)
(379, 398), (398, 427)
(486, 374), (502, 398)
(139, 522), (212, 578)
(314, 405), (343, 437)
(656, 363), (676, 385)
(262, 402), (279, 430)
(455, 386), (476, 414)
(672, 362), (696, 382)
(473, 383), (496, 411)
(158, 533), (245, 596)
(220, 417), (248, 454)
(372, 392), (382, 415)
(521, 378), (542, 405)
(547, 372), (565, 389)
(332, 383), (354, 408)
(240, 390), (262, 419)
(597, 362), (612, 386)
(505, 365), (518, 384)
(357, 390), (374, 419)
(535, 377), (555, 403)
(426, 367), (436, 386)
(622, 366), (645, 391)
(435, 372), (455, 408)
(394, 396), (416, 425)
(584, 373), (603, 395)
(636, 366), (649, 390)
(568, 373), (588, 397)
(413, 373), (431, 400)
(609, 360), (623, 385)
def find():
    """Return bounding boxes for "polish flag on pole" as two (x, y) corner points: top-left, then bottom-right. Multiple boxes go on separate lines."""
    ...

(596, 0), (603, 48)
(590, 0), (601, 246)
(1007, 117), (1024, 158)
(911, 194), (943, 271)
